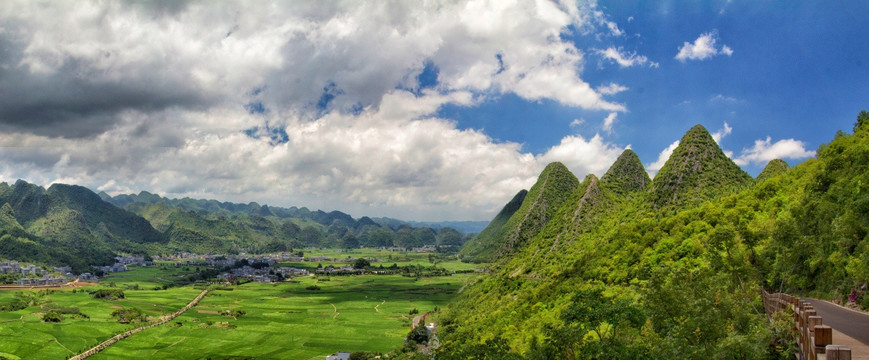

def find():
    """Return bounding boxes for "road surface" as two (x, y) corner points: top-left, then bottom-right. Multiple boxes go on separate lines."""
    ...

(803, 299), (869, 346)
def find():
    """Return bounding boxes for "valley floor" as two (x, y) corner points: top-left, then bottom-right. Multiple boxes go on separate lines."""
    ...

(0, 253), (481, 360)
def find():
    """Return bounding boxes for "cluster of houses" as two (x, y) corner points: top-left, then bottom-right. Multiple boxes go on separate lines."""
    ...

(0, 262), (46, 276)
(218, 264), (310, 283)
(92, 256), (154, 275)
(1, 256), (158, 287)
(1, 262), (99, 286)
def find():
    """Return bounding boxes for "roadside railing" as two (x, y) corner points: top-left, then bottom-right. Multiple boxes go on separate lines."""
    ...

(762, 290), (852, 360)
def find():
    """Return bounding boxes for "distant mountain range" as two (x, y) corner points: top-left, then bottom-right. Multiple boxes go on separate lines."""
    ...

(0, 182), (474, 272)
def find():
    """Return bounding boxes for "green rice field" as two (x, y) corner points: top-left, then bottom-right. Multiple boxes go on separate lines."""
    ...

(0, 251), (482, 359)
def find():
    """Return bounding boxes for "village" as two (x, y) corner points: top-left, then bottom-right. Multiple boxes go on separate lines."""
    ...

(0, 255), (154, 287)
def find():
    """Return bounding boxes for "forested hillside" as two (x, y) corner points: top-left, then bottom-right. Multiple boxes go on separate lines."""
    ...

(440, 114), (869, 359)
(101, 192), (470, 255)
(0, 182), (471, 272)
(0, 182), (162, 271)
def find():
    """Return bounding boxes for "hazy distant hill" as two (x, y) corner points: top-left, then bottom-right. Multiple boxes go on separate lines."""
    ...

(100, 191), (471, 254)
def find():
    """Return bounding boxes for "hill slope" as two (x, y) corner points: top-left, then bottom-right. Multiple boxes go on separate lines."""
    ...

(649, 124), (752, 208)
(460, 162), (579, 262)
(459, 189), (527, 262)
(438, 118), (868, 359)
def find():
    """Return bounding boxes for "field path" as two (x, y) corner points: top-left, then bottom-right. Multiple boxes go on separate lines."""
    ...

(330, 303), (339, 318)
(51, 338), (75, 355)
(0, 315), (24, 324)
(374, 300), (385, 312)
(69, 288), (210, 360)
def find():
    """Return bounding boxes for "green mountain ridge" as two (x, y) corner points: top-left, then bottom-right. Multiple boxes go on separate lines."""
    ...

(460, 162), (579, 262)
(649, 124), (752, 208)
(459, 189), (527, 262)
(756, 158), (790, 183)
(441, 118), (868, 359)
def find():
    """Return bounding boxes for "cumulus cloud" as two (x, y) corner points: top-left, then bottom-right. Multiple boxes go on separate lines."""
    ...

(538, 134), (626, 179)
(0, 0), (625, 138)
(647, 140), (680, 176)
(675, 31), (733, 62)
(0, 0), (636, 220)
(734, 137), (816, 166)
(597, 47), (659, 68)
(711, 122), (733, 143)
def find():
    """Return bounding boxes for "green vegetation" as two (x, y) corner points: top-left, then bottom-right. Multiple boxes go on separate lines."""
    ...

(441, 115), (869, 359)
(649, 124), (752, 208)
(460, 162), (580, 262)
(0, 250), (481, 359)
(756, 159), (790, 183)
(90, 289), (125, 300)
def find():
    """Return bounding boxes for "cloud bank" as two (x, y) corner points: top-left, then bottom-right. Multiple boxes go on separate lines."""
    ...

(0, 0), (630, 221)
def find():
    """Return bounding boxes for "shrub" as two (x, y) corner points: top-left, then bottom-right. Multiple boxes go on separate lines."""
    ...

(42, 311), (64, 322)
(90, 289), (125, 300)
(111, 307), (147, 324)
(305, 285), (321, 291)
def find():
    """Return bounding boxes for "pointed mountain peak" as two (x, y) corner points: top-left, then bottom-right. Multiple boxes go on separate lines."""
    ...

(650, 124), (752, 208)
(756, 159), (790, 183)
(602, 149), (650, 194)
(0, 202), (21, 229)
(459, 164), (579, 262)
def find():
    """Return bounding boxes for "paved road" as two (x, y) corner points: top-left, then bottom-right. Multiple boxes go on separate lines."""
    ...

(804, 299), (869, 346)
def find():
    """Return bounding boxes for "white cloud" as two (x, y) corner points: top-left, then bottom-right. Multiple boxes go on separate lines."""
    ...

(0, 0), (637, 221)
(570, 118), (586, 128)
(602, 112), (618, 134)
(538, 133), (626, 179)
(709, 94), (740, 104)
(597, 47), (659, 68)
(711, 122), (733, 143)
(733, 137), (816, 166)
(675, 31), (733, 62)
(597, 82), (629, 95)
(647, 140), (680, 176)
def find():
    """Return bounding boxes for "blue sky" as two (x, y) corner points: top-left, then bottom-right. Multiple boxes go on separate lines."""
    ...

(446, 1), (869, 175)
(0, 1), (866, 221)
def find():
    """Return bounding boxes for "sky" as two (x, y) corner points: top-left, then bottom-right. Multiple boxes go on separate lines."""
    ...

(0, 0), (866, 221)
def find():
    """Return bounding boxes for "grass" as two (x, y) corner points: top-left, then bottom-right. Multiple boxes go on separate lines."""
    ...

(0, 250), (485, 359)
(293, 248), (482, 272)
(0, 286), (200, 359)
(93, 274), (475, 359)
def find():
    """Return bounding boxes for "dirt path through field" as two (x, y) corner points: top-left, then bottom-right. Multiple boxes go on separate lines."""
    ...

(69, 288), (211, 360)
(330, 303), (339, 318)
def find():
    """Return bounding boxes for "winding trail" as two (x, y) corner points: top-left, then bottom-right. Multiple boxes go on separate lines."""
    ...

(69, 288), (211, 360)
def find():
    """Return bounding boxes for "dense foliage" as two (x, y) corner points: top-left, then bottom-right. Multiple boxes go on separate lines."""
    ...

(460, 162), (580, 262)
(0, 179), (471, 272)
(442, 118), (869, 359)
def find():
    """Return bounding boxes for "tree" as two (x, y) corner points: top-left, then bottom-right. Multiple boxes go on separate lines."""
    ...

(342, 234), (360, 249)
(353, 258), (371, 269)
(855, 110), (869, 132)
(436, 227), (464, 246)
(42, 311), (64, 322)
